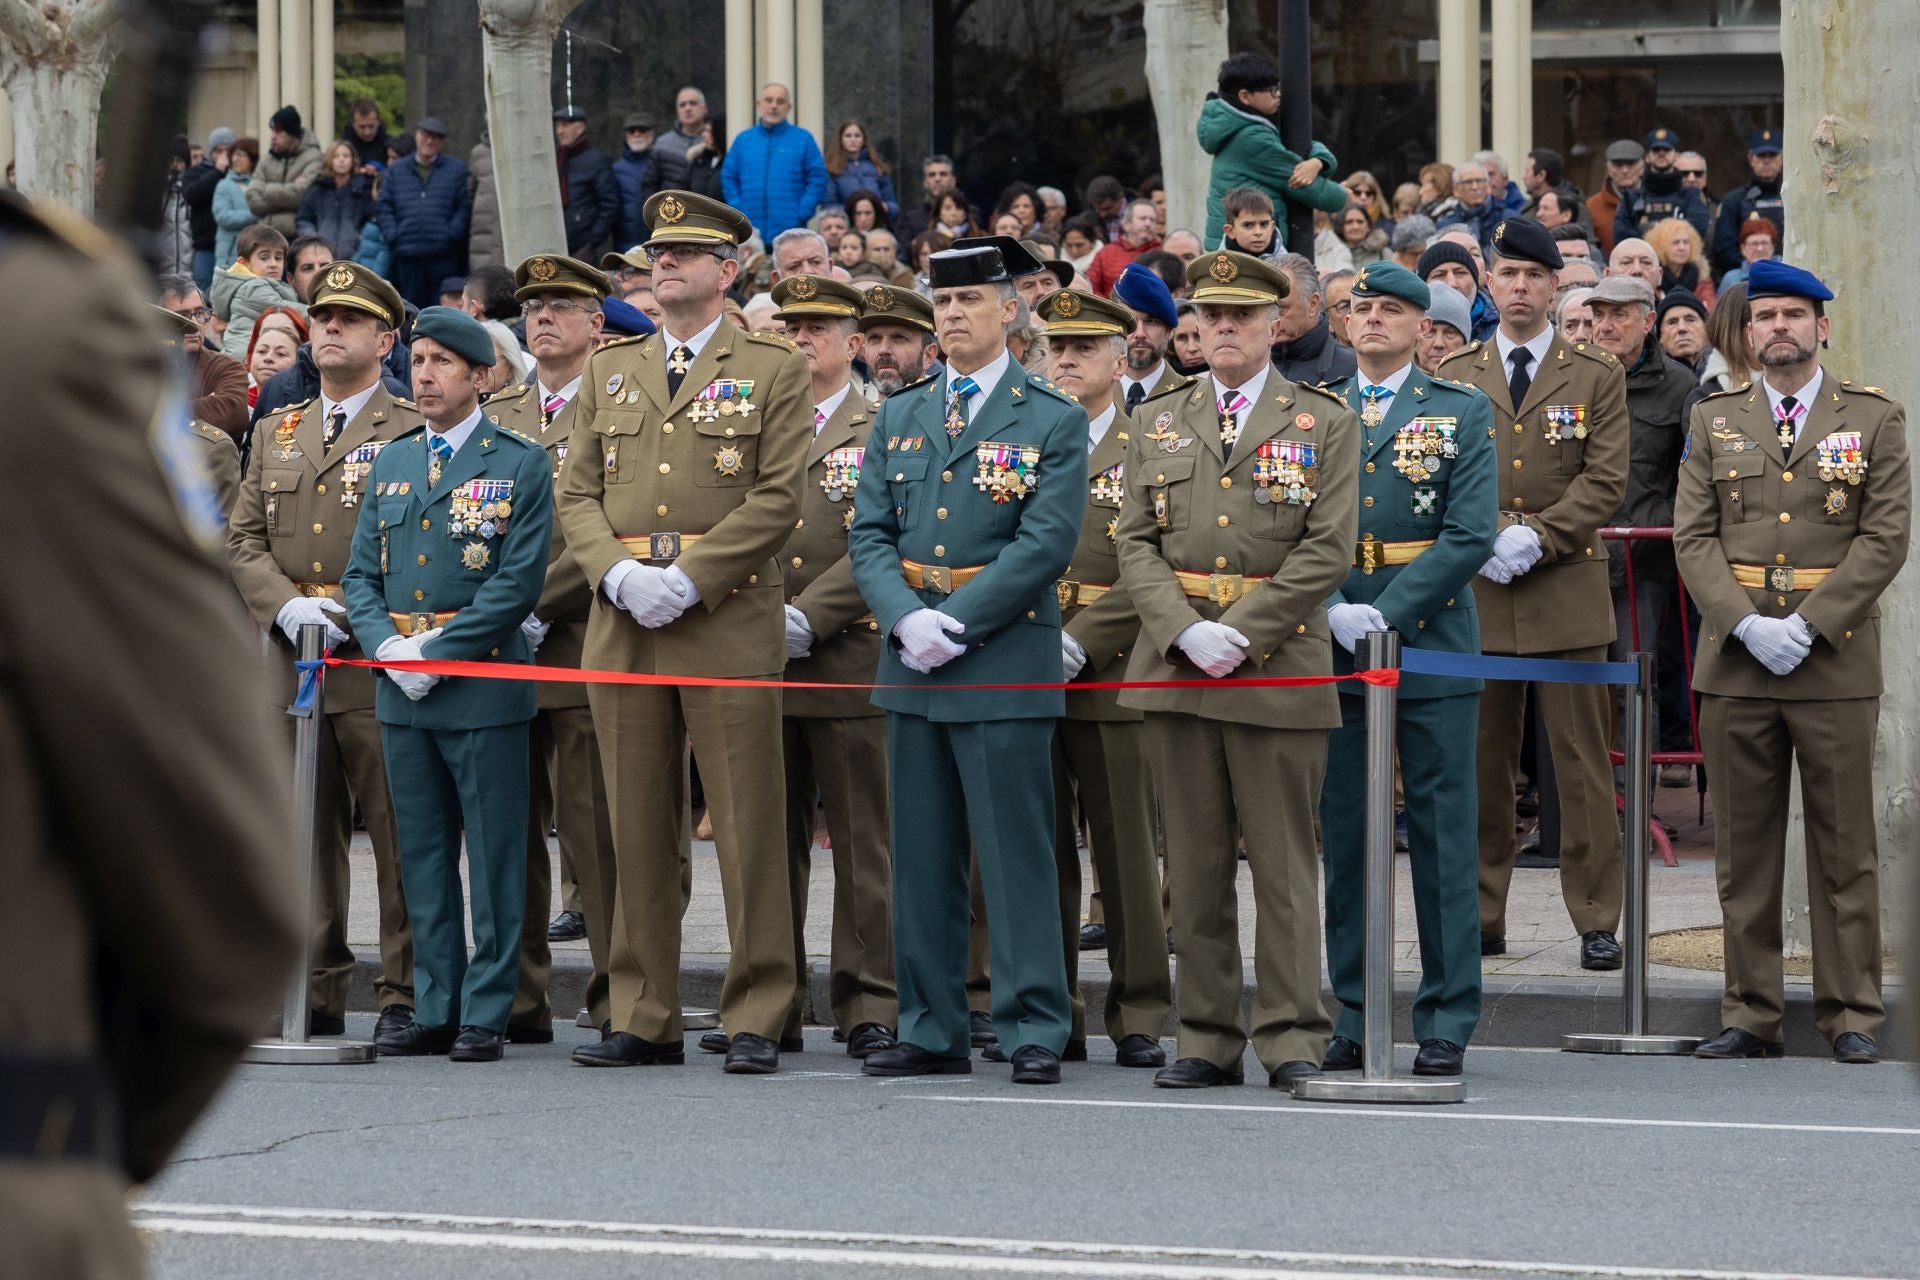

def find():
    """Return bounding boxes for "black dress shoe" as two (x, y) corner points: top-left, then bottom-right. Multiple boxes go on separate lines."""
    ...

(308, 1009), (346, 1037)
(450, 1026), (504, 1062)
(1009, 1044), (1061, 1084)
(1268, 1060), (1320, 1089)
(1413, 1039), (1464, 1076)
(373, 1004), (415, 1045)
(846, 1023), (897, 1058)
(1694, 1027), (1784, 1059)
(969, 1010), (997, 1047)
(547, 909), (586, 942)
(1480, 932), (1507, 957)
(1153, 1057), (1243, 1088)
(779, 1033), (805, 1053)
(1114, 1034), (1166, 1068)
(1078, 923), (1107, 950)
(505, 1022), (553, 1044)
(862, 1042), (971, 1076)
(1580, 930), (1623, 971)
(377, 1021), (458, 1057)
(1321, 1035), (1362, 1071)
(1063, 1037), (1087, 1062)
(572, 1031), (684, 1067)
(724, 1032), (780, 1074)
(698, 1029), (730, 1054)
(1833, 1031), (1881, 1064)
(830, 1026), (847, 1043)
(979, 1041), (1007, 1062)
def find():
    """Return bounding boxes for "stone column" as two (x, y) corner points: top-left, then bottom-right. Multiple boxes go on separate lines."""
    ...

(1490, 0), (1530, 173)
(279, 0), (309, 121)
(257, 0), (278, 134)
(312, 0), (334, 147)
(725, 0), (752, 160)
(795, 0), (822, 148)
(1436, 0), (1479, 164)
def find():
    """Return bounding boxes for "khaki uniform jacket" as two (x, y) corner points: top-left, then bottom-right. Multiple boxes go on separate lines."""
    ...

(192, 418), (240, 516)
(1063, 404), (1143, 722)
(557, 326), (811, 677)
(783, 387), (884, 719)
(1437, 335), (1629, 653)
(228, 384), (420, 709)
(485, 381), (595, 710)
(1673, 373), (1911, 700)
(1115, 375), (1360, 729)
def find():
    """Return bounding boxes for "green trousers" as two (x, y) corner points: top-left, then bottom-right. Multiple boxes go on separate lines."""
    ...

(1320, 692), (1482, 1049)
(381, 721), (530, 1033)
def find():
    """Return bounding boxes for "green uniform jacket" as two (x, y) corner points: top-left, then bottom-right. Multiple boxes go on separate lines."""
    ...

(848, 360), (1088, 722)
(1323, 373), (1499, 700)
(783, 386), (885, 719)
(1063, 405), (1144, 722)
(1115, 374), (1360, 728)
(342, 423), (552, 729)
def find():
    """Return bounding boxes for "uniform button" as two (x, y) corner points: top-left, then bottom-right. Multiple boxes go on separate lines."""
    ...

(421, 518), (431, 530)
(1585, 547), (1594, 556)
(936, 507), (948, 519)
(868, 621), (879, 631)
(490, 648), (500, 657)
(1513, 423), (1524, 434)
(791, 556), (804, 567)
(1512, 459), (1524, 470)
(1363, 497), (1374, 508)
(1417, 620), (1427, 629)
(662, 423), (674, 433)
(1446, 597), (1455, 607)
(1779, 512), (1792, 523)
(748, 574), (758, 584)
(413, 589), (424, 601)
(1845, 630), (1853, 639)
(1027, 610), (1036, 619)
(942, 470), (954, 482)
(1776, 553), (1788, 564)
(1214, 556), (1228, 569)
(1365, 462), (1376, 473)
(934, 544), (946, 557)
(312, 562), (324, 573)
(1155, 473), (1166, 483)
(1511, 498), (1525, 509)
(268, 480), (279, 490)
(1777, 595), (1788, 606)
(417, 554), (428, 566)
(315, 483), (326, 495)
(894, 472), (905, 481)
(659, 462), (671, 474)
(1296, 624), (1306, 634)
(312, 523), (324, 534)
(1782, 470), (1793, 482)
(378, 520), (386, 529)
(795, 518), (804, 528)
(1216, 515), (1229, 527)
(1727, 469), (1739, 478)
(724, 427), (736, 437)
(658, 505), (670, 516)
(1220, 477), (1232, 489)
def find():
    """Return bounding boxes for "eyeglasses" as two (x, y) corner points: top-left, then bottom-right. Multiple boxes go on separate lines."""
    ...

(1679, 169), (1706, 178)
(171, 306), (214, 322)
(651, 245), (719, 264)
(1455, 177), (1488, 188)
(521, 298), (592, 318)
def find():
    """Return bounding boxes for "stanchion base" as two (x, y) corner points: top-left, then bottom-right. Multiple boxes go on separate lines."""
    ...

(1292, 1075), (1467, 1104)
(1562, 1032), (1700, 1055)
(684, 1008), (721, 1030)
(242, 1038), (378, 1065)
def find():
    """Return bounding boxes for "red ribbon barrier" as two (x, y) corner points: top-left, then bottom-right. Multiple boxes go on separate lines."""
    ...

(325, 656), (1398, 694)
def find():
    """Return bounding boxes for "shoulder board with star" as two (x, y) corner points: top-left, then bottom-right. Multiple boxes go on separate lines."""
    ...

(594, 332), (648, 355)
(1568, 340), (1618, 367)
(260, 395), (321, 427)
(1319, 373), (1357, 394)
(1437, 342), (1482, 368)
(390, 395), (419, 411)
(1697, 383), (1750, 404)
(889, 371), (939, 398)
(491, 425), (544, 449)
(192, 419), (232, 446)
(1138, 375), (1196, 406)
(1840, 380), (1897, 402)
(1029, 376), (1078, 407)
(1294, 381), (1349, 408)
(484, 382), (532, 405)
(390, 422), (428, 440)
(745, 330), (799, 353)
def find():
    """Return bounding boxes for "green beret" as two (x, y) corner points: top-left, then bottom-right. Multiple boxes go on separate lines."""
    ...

(411, 305), (496, 368)
(1349, 261), (1431, 311)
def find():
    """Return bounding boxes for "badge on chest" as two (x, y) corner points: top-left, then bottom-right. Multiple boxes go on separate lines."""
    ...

(691, 379), (758, 423)
(449, 478), (514, 541)
(1253, 439), (1317, 505)
(1815, 432), (1867, 485)
(1543, 404), (1588, 444)
(974, 441), (1040, 503)
(1392, 418), (1458, 483)
(271, 411), (304, 462)
(821, 446), (864, 501)
(338, 441), (388, 508)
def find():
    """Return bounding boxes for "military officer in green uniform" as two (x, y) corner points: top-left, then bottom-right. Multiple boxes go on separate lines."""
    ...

(480, 253), (622, 1042)
(849, 244), (1088, 1085)
(1316, 263), (1498, 1078)
(227, 261), (416, 1046)
(1115, 250), (1359, 1091)
(767, 273), (899, 1059)
(342, 307), (553, 1062)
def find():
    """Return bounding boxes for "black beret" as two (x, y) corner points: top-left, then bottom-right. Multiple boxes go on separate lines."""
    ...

(1489, 218), (1564, 271)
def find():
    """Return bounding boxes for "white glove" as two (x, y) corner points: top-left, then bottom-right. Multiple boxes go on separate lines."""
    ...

(784, 604), (815, 659)
(276, 594), (349, 648)
(376, 628), (443, 701)
(894, 608), (967, 674)
(1061, 631), (1088, 680)
(614, 563), (691, 629)
(664, 565), (701, 608)
(520, 612), (550, 650)
(1326, 602), (1388, 655)
(1175, 620), (1251, 678)
(1734, 613), (1812, 677)
(1494, 524), (1544, 576)
(1477, 554), (1514, 585)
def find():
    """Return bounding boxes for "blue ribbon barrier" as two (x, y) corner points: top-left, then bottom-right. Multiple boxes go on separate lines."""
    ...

(292, 659), (324, 713)
(1399, 647), (1640, 686)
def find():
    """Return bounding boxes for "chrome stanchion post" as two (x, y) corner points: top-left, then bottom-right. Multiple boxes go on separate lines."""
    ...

(1564, 651), (1698, 1055)
(1295, 631), (1464, 1103)
(244, 623), (376, 1065)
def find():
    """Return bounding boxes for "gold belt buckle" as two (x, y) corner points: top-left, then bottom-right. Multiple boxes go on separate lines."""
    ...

(1057, 579), (1079, 610)
(407, 612), (436, 636)
(1207, 573), (1245, 605)
(300, 582), (331, 598)
(924, 565), (953, 593)
(1768, 562), (1795, 593)
(1359, 536), (1379, 575)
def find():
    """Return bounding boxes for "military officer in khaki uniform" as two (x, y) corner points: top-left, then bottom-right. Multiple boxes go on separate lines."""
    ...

(479, 253), (623, 1041)
(759, 273), (899, 1059)
(152, 304), (241, 513)
(1673, 260), (1911, 1064)
(858, 282), (940, 397)
(1436, 218), (1630, 971)
(560, 191), (809, 1075)
(2, 191), (300, 1279)
(1115, 250), (1358, 1090)
(227, 261), (418, 1046)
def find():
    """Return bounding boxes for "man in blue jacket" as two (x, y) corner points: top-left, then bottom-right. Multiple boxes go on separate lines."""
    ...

(721, 82), (830, 240)
(377, 118), (472, 309)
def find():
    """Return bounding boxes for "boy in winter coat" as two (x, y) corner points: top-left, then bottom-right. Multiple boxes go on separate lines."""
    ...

(213, 225), (306, 362)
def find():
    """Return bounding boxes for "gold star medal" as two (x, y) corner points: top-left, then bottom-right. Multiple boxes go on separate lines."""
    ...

(462, 540), (490, 570)
(714, 445), (744, 476)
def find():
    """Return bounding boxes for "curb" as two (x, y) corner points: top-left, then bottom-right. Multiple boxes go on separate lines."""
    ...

(349, 951), (1909, 1061)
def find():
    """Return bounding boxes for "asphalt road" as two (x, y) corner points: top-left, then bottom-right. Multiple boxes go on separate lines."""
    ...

(140, 1015), (1920, 1280)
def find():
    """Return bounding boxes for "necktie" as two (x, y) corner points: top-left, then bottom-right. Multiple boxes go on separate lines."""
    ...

(1775, 394), (1800, 459)
(1217, 391), (1249, 450)
(814, 407), (827, 436)
(427, 433), (453, 487)
(1125, 381), (1146, 413)
(666, 344), (694, 398)
(945, 375), (979, 437)
(1360, 383), (1394, 433)
(324, 405), (346, 452)
(540, 392), (566, 430)
(1507, 346), (1534, 411)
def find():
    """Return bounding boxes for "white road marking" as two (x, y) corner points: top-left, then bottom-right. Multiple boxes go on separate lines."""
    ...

(909, 1094), (1920, 1136)
(133, 1203), (1901, 1280)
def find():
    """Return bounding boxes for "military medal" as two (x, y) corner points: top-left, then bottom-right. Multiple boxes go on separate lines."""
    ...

(272, 411), (303, 462)
(339, 441), (387, 508)
(605, 372), (623, 398)
(1360, 394), (1384, 431)
(843, 505), (855, 532)
(462, 540), (490, 570)
(714, 445), (744, 476)
(1412, 486), (1438, 517)
(822, 446), (864, 502)
(668, 346), (692, 376)
(1825, 486), (1848, 516)
(973, 441), (1040, 503)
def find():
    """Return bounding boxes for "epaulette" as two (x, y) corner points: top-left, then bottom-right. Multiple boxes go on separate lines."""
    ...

(895, 371), (939, 397)
(1028, 375), (1078, 406)
(1568, 341), (1617, 367)
(0, 189), (114, 260)
(486, 382), (531, 404)
(594, 332), (648, 354)
(745, 330), (799, 352)
(1319, 374), (1356, 393)
(1697, 382), (1749, 403)
(1440, 341), (1483, 365)
(1295, 381), (1348, 407)
(391, 395), (418, 410)
(495, 425), (543, 448)
(390, 421), (428, 440)
(1138, 375), (1195, 405)
(192, 420), (231, 445)
(1840, 380), (1895, 401)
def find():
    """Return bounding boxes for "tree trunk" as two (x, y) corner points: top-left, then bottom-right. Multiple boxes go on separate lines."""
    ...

(0, 0), (117, 211)
(1781, 3), (1920, 955)
(479, 0), (583, 265)
(1142, 0), (1228, 244)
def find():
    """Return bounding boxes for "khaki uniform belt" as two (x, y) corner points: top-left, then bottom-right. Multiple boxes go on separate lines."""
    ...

(1172, 570), (1270, 605)
(295, 582), (344, 601)
(389, 609), (460, 635)
(1055, 580), (1113, 609)
(902, 559), (985, 593)
(1731, 562), (1832, 591)
(1354, 538), (1435, 572)
(617, 532), (704, 560)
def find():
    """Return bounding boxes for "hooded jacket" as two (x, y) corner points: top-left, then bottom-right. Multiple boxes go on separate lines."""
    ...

(296, 173), (377, 259)
(1197, 96), (1347, 239)
(247, 130), (324, 235)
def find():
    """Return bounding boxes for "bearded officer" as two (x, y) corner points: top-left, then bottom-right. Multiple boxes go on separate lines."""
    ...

(1115, 250), (1358, 1091)
(1437, 218), (1630, 971)
(478, 253), (622, 1042)
(1317, 262), (1498, 1078)
(849, 244), (1087, 1085)
(1674, 259), (1910, 1064)
(227, 261), (417, 1048)
(859, 282), (939, 397)
(560, 190), (809, 1075)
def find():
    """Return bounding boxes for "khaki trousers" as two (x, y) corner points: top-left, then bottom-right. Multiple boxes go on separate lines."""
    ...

(513, 705), (616, 1031)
